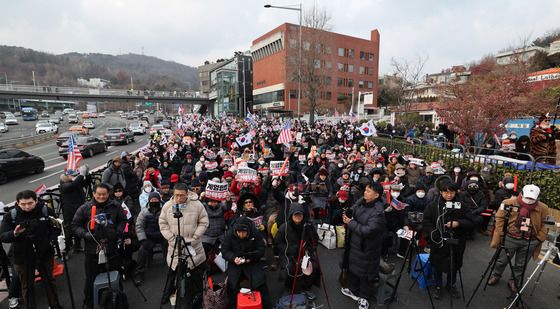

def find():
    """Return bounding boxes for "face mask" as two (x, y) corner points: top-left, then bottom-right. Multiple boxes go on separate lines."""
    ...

(391, 192), (400, 198)
(144, 186), (152, 193)
(416, 191), (426, 198)
(521, 197), (536, 205)
(541, 123), (550, 129)
(149, 201), (160, 208)
(357, 169), (363, 174)
(470, 177), (479, 182)
(373, 176), (380, 182)
(395, 170), (405, 177)
(453, 168), (461, 173)
(200, 158), (205, 162)
(163, 163), (169, 167)
(505, 183), (515, 190)
(337, 133), (342, 138)
(338, 163), (344, 168)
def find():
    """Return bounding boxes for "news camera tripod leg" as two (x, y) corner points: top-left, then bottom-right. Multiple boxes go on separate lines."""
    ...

(389, 235), (413, 303)
(160, 234), (180, 309)
(529, 247), (559, 296)
(458, 268), (465, 302)
(54, 241), (76, 309)
(412, 238), (436, 309)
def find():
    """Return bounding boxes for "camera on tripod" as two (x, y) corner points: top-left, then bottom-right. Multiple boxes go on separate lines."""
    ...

(407, 211), (424, 225)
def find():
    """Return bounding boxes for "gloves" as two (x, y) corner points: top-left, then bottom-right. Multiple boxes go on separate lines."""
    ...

(385, 205), (393, 213)
(257, 224), (265, 232)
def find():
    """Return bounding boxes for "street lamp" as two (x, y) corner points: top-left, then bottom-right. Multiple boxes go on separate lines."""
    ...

(264, 3), (302, 120)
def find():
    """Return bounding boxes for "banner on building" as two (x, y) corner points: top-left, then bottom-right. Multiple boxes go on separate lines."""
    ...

(205, 180), (230, 201)
(363, 93), (374, 106)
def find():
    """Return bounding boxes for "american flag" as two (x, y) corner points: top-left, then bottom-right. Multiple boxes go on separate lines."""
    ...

(276, 120), (294, 144)
(66, 134), (83, 172)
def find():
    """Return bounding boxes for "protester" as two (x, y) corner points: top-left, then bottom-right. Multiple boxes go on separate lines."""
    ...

(59, 166), (88, 253)
(530, 114), (559, 164)
(101, 156), (126, 188)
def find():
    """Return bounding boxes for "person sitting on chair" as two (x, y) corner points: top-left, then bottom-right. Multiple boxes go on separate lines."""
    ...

(222, 216), (271, 309)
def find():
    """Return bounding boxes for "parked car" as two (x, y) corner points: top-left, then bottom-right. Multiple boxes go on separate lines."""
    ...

(56, 131), (87, 146)
(5, 115), (18, 125)
(41, 111), (50, 118)
(68, 114), (79, 123)
(69, 125), (89, 135)
(49, 116), (61, 124)
(0, 149), (45, 184)
(36, 122), (58, 134)
(0, 122), (8, 133)
(82, 120), (95, 129)
(58, 136), (107, 159)
(102, 127), (135, 145)
(128, 122), (146, 135)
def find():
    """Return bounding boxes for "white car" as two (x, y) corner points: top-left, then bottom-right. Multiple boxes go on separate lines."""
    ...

(35, 120), (50, 128)
(0, 122), (8, 133)
(5, 115), (18, 125)
(36, 122), (58, 134)
(49, 116), (61, 124)
(98, 112), (106, 118)
(128, 122), (146, 135)
(82, 120), (95, 129)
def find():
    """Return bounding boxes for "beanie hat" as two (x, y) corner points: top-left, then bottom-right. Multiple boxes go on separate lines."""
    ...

(342, 169), (350, 175)
(148, 192), (161, 201)
(224, 170), (234, 179)
(318, 167), (329, 176)
(170, 174), (179, 183)
(337, 190), (349, 201)
(120, 151), (129, 159)
(395, 164), (405, 170)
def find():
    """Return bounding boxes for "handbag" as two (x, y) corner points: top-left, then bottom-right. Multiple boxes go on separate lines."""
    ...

(214, 252), (228, 273)
(203, 275), (228, 309)
(316, 223), (336, 249)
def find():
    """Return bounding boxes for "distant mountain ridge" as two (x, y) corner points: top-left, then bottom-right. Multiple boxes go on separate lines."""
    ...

(0, 45), (199, 91)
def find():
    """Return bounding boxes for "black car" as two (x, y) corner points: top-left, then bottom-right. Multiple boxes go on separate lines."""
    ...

(0, 149), (45, 184)
(58, 136), (108, 159)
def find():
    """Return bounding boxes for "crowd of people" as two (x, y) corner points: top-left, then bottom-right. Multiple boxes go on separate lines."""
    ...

(0, 111), (558, 309)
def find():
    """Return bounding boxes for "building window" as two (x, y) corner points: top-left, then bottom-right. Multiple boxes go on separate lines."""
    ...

(325, 61), (332, 69)
(326, 46), (332, 54)
(289, 39), (297, 48)
(325, 91), (332, 100)
(348, 64), (354, 73)
(314, 59), (321, 69)
(360, 51), (366, 60)
(359, 66), (365, 74)
(348, 79), (354, 87)
(368, 81), (374, 89)
(338, 47), (345, 57)
(337, 63), (344, 72)
(358, 80), (364, 89)
(348, 49), (355, 58)
(367, 67), (374, 76)
(325, 76), (332, 85)
(289, 89), (297, 98)
(369, 52), (375, 61)
(303, 41), (311, 51)
(337, 78), (344, 87)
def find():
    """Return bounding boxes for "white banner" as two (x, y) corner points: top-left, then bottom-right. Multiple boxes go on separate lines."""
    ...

(270, 160), (289, 176)
(205, 180), (229, 201)
(363, 93), (374, 105)
(236, 167), (258, 183)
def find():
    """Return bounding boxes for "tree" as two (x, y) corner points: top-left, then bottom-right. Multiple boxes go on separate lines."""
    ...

(436, 60), (531, 140)
(285, 3), (333, 123)
(389, 54), (429, 113)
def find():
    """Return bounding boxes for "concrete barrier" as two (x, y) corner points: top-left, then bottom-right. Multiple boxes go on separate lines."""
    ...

(0, 132), (56, 149)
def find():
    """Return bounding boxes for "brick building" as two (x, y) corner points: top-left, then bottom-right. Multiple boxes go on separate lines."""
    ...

(250, 23), (380, 116)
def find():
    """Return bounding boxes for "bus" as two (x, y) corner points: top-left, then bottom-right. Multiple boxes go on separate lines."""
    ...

(21, 107), (39, 121)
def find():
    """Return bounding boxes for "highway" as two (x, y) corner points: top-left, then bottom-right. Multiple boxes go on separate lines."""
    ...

(0, 115), (149, 204)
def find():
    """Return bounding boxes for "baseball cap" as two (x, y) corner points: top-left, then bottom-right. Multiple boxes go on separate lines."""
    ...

(522, 184), (540, 200)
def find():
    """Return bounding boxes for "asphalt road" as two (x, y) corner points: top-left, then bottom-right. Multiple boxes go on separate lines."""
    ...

(1, 231), (559, 309)
(0, 115), (149, 204)
(0, 115), (70, 139)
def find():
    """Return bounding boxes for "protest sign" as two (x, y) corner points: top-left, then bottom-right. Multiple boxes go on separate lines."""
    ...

(270, 160), (289, 176)
(236, 167), (258, 183)
(205, 180), (230, 201)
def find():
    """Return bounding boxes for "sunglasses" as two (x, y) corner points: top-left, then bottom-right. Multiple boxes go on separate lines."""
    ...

(114, 189), (124, 193)
(244, 200), (254, 204)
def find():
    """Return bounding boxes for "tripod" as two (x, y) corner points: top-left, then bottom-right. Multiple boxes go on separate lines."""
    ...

(466, 207), (526, 308)
(388, 224), (435, 309)
(441, 230), (466, 309)
(160, 206), (199, 309)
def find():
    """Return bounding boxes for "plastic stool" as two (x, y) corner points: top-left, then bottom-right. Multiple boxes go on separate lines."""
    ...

(93, 271), (120, 309)
(410, 253), (435, 289)
(237, 290), (262, 309)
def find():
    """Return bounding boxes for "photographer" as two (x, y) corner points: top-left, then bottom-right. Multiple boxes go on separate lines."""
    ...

(222, 216), (271, 309)
(423, 179), (475, 299)
(0, 190), (63, 309)
(158, 182), (209, 306)
(487, 184), (549, 293)
(340, 182), (386, 309)
(72, 183), (127, 309)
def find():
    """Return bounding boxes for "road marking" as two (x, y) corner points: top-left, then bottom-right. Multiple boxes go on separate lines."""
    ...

(45, 161), (67, 170)
(29, 169), (64, 183)
(105, 150), (117, 156)
(44, 157), (62, 163)
(26, 144), (56, 152)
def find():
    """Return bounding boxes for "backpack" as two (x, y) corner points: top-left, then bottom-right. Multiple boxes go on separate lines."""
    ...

(99, 288), (129, 309)
(275, 294), (309, 309)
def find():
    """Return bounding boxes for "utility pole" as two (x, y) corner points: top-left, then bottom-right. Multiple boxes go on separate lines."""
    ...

(32, 71), (36, 91)
(130, 76), (134, 91)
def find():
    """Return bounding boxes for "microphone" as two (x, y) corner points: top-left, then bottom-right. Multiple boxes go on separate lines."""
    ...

(90, 205), (97, 230)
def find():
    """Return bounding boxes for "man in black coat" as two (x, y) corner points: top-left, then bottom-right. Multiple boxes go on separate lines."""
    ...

(72, 183), (127, 309)
(340, 182), (386, 309)
(423, 178), (475, 299)
(59, 167), (87, 252)
(222, 216), (271, 309)
(0, 190), (63, 309)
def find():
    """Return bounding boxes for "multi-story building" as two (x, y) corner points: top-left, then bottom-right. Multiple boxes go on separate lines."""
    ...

(198, 61), (224, 96)
(251, 23), (380, 116)
(495, 46), (548, 65)
(203, 52), (253, 117)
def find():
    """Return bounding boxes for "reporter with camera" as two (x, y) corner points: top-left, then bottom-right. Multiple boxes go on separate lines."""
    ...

(423, 179), (475, 299)
(72, 183), (127, 309)
(0, 190), (63, 309)
(158, 182), (209, 306)
(487, 184), (549, 293)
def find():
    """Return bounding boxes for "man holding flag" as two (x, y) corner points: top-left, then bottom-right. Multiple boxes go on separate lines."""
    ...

(276, 120), (294, 145)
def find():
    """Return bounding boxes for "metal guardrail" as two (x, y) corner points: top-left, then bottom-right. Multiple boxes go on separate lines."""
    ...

(0, 131), (55, 149)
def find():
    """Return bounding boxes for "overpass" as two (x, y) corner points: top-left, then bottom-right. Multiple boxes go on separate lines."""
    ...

(0, 84), (214, 113)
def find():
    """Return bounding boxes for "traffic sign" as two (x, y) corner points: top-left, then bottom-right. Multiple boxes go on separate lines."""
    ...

(145, 102), (153, 106)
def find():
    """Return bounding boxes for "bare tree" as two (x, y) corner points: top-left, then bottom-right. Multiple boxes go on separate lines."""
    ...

(286, 3), (333, 123)
(390, 54), (429, 114)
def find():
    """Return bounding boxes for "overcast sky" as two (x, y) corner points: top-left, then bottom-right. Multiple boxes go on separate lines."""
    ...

(1, 0), (559, 75)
